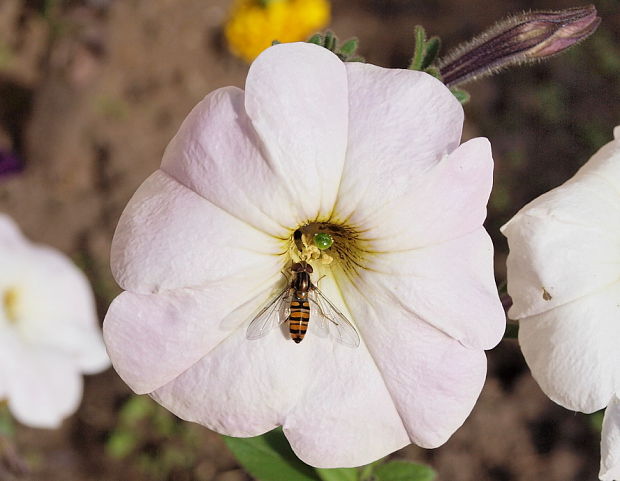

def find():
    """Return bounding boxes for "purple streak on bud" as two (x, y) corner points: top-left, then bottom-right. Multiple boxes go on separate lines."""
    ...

(0, 150), (24, 179)
(438, 5), (601, 87)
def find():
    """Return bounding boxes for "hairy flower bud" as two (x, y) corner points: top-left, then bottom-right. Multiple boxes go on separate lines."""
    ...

(438, 5), (600, 87)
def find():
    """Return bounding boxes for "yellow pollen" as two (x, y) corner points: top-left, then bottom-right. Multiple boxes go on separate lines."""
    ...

(319, 252), (333, 265)
(224, 0), (331, 62)
(3, 287), (20, 324)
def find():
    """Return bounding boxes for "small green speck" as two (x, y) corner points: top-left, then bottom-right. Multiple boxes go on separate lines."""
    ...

(314, 232), (333, 250)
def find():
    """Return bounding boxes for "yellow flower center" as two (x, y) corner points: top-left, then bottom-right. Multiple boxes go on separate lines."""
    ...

(287, 222), (364, 277)
(2, 287), (21, 324)
(224, 0), (331, 62)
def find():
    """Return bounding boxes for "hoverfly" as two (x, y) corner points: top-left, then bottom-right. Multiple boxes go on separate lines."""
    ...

(246, 261), (360, 348)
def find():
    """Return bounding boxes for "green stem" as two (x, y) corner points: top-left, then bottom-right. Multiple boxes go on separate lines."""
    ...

(408, 26), (427, 70)
(0, 403), (14, 438)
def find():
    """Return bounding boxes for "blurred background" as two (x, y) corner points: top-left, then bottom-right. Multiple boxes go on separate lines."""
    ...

(0, 0), (618, 479)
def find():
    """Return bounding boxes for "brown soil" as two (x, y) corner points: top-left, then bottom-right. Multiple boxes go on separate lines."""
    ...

(0, 0), (618, 479)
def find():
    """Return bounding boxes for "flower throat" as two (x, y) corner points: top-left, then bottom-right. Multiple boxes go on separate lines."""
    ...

(291, 222), (364, 275)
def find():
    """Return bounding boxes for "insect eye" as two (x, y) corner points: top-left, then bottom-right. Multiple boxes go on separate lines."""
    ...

(306, 264), (314, 273)
(291, 262), (301, 272)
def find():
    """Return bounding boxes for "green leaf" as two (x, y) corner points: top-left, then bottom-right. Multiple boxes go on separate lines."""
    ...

(106, 430), (138, 459)
(421, 36), (441, 70)
(152, 407), (176, 436)
(424, 66), (442, 80)
(308, 34), (323, 45)
(324, 31), (337, 51)
(306, 32), (365, 62)
(0, 404), (14, 437)
(589, 409), (605, 433)
(119, 395), (154, 425)
(374, 461), (436, 481)
(339, 38), (359, 56)
(450, 88), (470, 104)
(359, 458), (386, 480)
(224, 429), (321, 481)
(409, 25), (427, 70)
(316, 467), (359, 481)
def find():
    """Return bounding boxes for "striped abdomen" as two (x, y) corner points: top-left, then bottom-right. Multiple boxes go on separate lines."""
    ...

(289, 294), (310, 343)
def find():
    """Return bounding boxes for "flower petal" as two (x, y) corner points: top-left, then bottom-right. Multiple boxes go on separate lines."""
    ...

(151, 277), (410, 467)
(104, 280), (278, 394)
(358, 228), (505, 350)
(152, 324), (410, 467)
(355, 137), (494, 251)
(282, 345), (410, 468)
(111, 169), (282, 293)
(244, 42), (349, 220)
(0, 337), (82, 429)
(0, 213), (26, 247)
(518, 283), (620, 413)
(601, 394), (620, 481)
(333, 62), (465, 236)
(161, 86), (298, 236)
(336, 270), (487, 448)
(28, 320), (109, 375)
(503, 137), (620, 319)
(3, 245), (109, 373)
(282, 274), (409, 468)
(580, 126), (620, 191)
(151, 326), (311, 437)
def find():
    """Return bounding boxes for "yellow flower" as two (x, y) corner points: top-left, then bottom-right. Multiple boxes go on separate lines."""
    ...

(225, 0), (331, 62)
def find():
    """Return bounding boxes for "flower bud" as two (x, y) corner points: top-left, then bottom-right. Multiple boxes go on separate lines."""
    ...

(438, 5), (600, 87)
(0, 149), (22, 179)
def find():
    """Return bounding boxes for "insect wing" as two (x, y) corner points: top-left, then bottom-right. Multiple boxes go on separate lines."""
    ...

(246, 288), (291, 340)
(310, 287), (360, 348)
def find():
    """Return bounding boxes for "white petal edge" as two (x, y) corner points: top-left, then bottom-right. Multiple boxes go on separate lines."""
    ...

(244, 42), (349, 221)
(336, 266), (488, 448)
(359, 228), (505, 350)
(282, 273), (409, 467)
(151, 274), (411, 468)
(600, 394), (620, 481)
(104, 279), (279, 394)
(111, 169), (283, 293)
(0, 213), (26, 247)
(333, 62), (464, 227)
(503, 170), (620, 320)
(350, 137), (494, 252)
(0, 338), (82, 429)
(4, 244), (110, 373)
(518, 283), (620, 413)
(161, 86), (301, 237)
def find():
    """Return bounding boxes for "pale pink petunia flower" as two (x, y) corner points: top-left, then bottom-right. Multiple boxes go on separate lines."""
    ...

(104, 42), (505, 467)
(502, 126), (620, 481)
(0, 214), (110, 428)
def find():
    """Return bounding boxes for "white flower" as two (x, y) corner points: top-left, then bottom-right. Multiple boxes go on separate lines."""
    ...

(0, 214), (110, 428)
(502, 126), (620, 481)
(104, 42), (505, 468)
